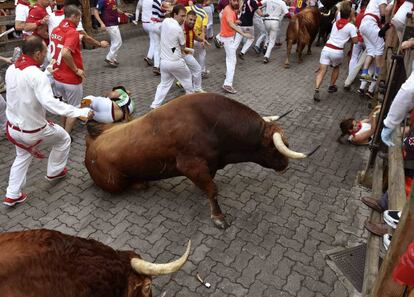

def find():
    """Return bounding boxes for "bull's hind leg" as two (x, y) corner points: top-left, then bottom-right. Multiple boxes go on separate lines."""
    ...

(297, 42), (305, 63)
(284, 39), (293, 68)
(176, 156), (228, 229)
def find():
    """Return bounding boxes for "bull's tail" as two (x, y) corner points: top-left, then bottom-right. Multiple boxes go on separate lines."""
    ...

(86, 121), (114, 139)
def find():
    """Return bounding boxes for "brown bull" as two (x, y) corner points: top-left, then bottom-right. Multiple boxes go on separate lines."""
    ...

(85, 93), (316, 229)
(0, 229), (190, 297)
(284, 7), (320, 68)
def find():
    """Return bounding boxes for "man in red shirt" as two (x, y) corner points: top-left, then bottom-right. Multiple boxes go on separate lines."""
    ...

(24, 0), (50, 43)
(50, 5), (85, 134)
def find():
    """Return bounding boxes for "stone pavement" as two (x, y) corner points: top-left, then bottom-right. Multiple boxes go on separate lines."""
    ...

(0, 22), (374, 296)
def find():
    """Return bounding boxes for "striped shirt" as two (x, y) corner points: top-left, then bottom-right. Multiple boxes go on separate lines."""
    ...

(152, 0), (165, 21)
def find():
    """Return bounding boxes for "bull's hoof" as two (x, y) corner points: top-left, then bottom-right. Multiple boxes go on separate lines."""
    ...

(212, 217), (229, 229)
(298, 59), (303, 64)
(284, 63), (290, 69)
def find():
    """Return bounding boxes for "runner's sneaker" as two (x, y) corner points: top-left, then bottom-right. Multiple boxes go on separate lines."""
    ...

(328, 85), (338, 93)
(343, 85), (351, 91)
(238, 52), (245, 60)
(383, 210), (401, 229)
(153, 67), (160, 76)
(213, 37), (223, 48)
(201, 70), (210, 79)
(357, 88), (365, 97)
(383, 233), (392, 250)
(45, 167), (68, 181)
(3, 193), (27, 206)
(253, 45), (261, 54)
(366, 91), (374, 99)
(144, 57), (153, 66)
(194, 89), (206, 93)
(104, 59), (118, 68)
(176, 81), (183, 89)
(313, 89), (320, 102)
(263, 57), (269, 64)
(222, 85), (237, 94)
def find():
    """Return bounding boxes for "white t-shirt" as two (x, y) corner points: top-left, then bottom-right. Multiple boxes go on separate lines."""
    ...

(15, 3), (30, 22)
(348, 122), (371, 141)
(160, 18), (185, 61)
(365, 0), (388, 18)
(141, 0), (153, 22)
(325, 22), (357, 50)
(262, 0), (288, 20)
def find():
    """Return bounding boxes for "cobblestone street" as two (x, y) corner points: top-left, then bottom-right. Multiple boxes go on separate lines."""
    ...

(1, 22), (373, 296)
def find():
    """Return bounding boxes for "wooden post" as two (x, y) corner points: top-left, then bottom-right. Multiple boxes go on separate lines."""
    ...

(80, 0), (93, 33)
(362, 157), (383, 297)
(370, 130), (414, 297)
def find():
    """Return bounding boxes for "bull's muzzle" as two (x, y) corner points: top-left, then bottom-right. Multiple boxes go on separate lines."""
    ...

(272, 132), (320, 159)
(130, 240), (191, 276)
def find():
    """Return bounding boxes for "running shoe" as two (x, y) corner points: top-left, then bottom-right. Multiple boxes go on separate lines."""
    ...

(222, 85), (237, 94)
(383, 210), (401, 229)
(45, 167), (68, 181)
(383, 233), (392, 250)
(3, 193), (27, 206)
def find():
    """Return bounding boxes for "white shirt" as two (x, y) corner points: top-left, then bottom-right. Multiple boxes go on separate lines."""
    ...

(15, 3), (30, 35)
(348, 122), (371, 141)
(325, 22), (357, 50)
(141, 0), (153, 22)
(160, 18), (185, 61)
(5, 64), (89, 130)
(365, 0), (388, 18)
(262, 0), (288, 20)
(15, 3), (30, 22)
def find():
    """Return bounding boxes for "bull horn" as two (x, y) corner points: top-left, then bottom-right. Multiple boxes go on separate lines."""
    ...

(263, 115), (280, 122)
(263, 110), (293, 122)
(272, 132), (308, 159)
(320, 10), (331, 16)
(130, 240), (191, 276)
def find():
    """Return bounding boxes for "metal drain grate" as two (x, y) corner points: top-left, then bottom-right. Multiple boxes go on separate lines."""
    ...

(328, 244), (366, 292)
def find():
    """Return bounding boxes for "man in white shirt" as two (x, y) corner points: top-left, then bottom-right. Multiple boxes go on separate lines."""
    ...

(150, 4), (193, 108)
(314, 2), (358, 101)
(359, 0), (392, 81)
(4, 36), (93, 207)
(141, 0), (155, 66)
(261, 0), (288, 63)
(14, 0), (31, 36)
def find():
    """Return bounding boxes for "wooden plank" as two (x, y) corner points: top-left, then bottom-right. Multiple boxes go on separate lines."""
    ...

(0, 2), (15, 9)
(0, 15), (15, 26)
(370, 131), (414, 297)
(389, 129), (406, 211)
(362, 157), (383, 297)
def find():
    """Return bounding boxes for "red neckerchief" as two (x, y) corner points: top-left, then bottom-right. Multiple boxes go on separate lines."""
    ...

(54, 8), (64, 16)
(336, 18), (350, 30)
(351, 121), (362, 136)
(17, 0), (30, 6)
(15, 54), (40, 70)
(184, 23), (194, 48)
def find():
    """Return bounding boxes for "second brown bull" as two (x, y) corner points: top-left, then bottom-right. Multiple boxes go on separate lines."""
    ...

(285, 7), (321, 68)
(85, 93), (318, 229)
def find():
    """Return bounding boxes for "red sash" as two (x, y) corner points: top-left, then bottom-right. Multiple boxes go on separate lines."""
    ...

(325, 43), (343, 50)
(362, 13), (380, 26)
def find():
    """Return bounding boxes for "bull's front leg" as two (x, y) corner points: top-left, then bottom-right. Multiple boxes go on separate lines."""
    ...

(284, 39), (293, 68)
(176, 156), (228, 229)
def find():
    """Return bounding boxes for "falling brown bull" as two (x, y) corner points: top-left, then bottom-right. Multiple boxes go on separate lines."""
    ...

(85, 93), (318, 229)
(284, 7), (320, 68)
(0, 229), (190, 297)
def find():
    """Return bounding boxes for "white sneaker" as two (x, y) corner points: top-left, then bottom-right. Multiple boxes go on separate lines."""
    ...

(194, 89), (206, 93)
(383, 233), (392, 250)
(383, 210), (401, 229)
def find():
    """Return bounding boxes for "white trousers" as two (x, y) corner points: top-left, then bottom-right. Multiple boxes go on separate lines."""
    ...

(194, 40), (207, 72)
(392, 1), (413, 41)
(106, 26), (123, 62)
(384, 71), (414, 129)
(184, 54), (202, 91)
(150, 22), (162, 68)
(6, 123), (71, 198)
(89, 97), (114, 123)
(0, 94), (6, 134)
(222, 36), (237, 87)
(348, 42), (364, 72)
(254, 15), (266, 47)
(151, 59), (193, 108)
(142, 22), (154, 60)
(234, 26), (254, 54)
(360, 19), (384, 57)
(264, 20), (280, 58)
